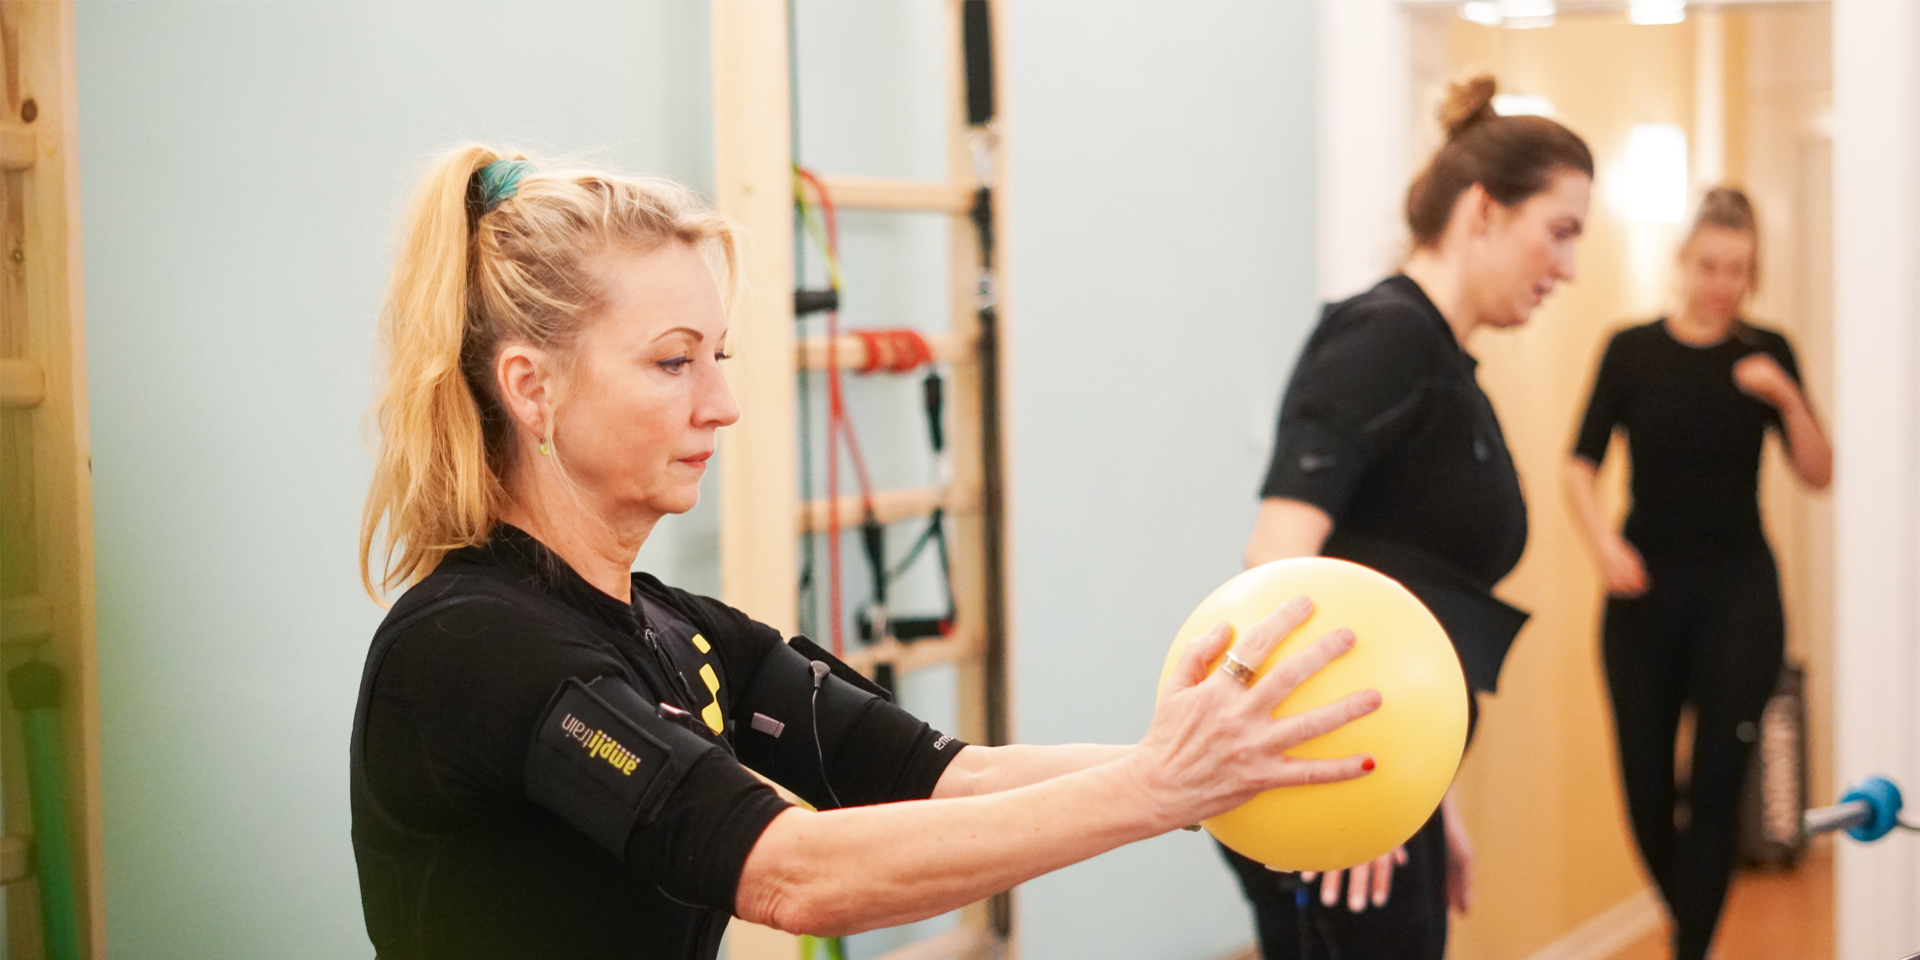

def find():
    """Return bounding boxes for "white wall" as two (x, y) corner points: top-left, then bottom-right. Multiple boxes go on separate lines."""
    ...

(1002, 2), (1319, 958)
(77, 3), (715, 956)
(1832, 0), (1920, 953)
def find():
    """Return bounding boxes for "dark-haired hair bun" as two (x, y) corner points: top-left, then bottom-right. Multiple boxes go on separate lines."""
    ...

(1439, 75), (1500, 141)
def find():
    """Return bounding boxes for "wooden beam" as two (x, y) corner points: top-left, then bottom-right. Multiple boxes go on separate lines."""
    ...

(815, 175), (973, 215)
(0, 358), (45, 408)
(712, 3), (800, 959)
(798, 330), (976, 371)
(1, 596), (54, 646)
(0, 124), (33, 171)
(798, 484), (975, 534)
(838, 623), (981, 678)
(714, 0), (799, 633)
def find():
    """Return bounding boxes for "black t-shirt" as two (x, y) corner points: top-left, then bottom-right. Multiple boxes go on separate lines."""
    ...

(1572, 319), (1800, 554)
(350, 526), (965, 960)
(1260, 276), (1529, 694)
(1262, 275), (1528, 588)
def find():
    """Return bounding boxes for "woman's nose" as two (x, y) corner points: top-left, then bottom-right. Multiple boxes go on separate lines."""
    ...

(699, 365), (742, 428)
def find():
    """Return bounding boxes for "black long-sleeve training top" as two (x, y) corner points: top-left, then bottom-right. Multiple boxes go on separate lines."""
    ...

(350, 525), (965, 960)
(1572, 318), (1801, 555)
(1260, 275), (1530, 693)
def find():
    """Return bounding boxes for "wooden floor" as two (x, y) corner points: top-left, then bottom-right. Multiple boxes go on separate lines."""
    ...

(1612, 843), (1834, 960)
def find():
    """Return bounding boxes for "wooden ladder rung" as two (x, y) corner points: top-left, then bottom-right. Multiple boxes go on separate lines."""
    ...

(0, 124), (34, 172)
(1, 595), (53, 646)
(798, 485), (975, 534)
(0, 834), (28, 885)
(1, 358), (46, 408)
(798, 331), (976, 371)
(816, 175), (973, 215)
(862, 921), (991, 960)
(839, 623), (981, 678)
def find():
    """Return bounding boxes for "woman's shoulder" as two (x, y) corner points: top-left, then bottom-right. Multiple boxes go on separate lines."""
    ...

(1328, 276), (1448, 329)
(373, 566), (622, 687)
(1733, 319), (1795, 351)
(632, 574), (784, 666)
(1609, 319), (1668, 345)
(1310, 277), (1453, 362)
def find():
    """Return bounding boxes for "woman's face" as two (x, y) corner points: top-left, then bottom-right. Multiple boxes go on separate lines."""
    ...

(1677, 225), (1755, 324)
(546, 242), (739, 524)
(1466, 168), (1590, 330)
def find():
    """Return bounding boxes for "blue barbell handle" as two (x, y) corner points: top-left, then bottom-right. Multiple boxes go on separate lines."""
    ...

(1802, 775), (1905, 843)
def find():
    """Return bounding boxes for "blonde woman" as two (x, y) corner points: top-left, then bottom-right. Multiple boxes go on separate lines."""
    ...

(350, 147), (1386, 960)
(1564, 188), (1829, 960)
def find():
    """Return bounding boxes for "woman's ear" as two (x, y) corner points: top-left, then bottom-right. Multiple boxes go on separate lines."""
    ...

(1462, 183), (1496, 237)
(496, 344), (553, 440)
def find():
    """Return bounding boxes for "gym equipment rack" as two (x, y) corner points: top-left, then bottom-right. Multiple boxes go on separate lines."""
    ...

(713, 3), (1012, 959)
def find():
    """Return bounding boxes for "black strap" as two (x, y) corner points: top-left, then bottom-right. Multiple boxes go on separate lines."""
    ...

(1321, 530), (1529, 694)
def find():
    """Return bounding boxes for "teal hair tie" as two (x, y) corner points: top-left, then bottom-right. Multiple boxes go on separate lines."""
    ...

(475, 159), (532, 213)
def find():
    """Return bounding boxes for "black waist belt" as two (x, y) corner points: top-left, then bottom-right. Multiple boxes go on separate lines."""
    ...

(1322, 531), (1529, 694)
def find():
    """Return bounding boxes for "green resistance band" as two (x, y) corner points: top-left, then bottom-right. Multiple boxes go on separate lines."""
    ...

(799, 934), (846, 960)
(10, 662), (80, 960)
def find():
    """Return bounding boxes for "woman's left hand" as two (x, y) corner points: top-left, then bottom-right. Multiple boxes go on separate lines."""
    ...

(1733, 353), (1797, 408)
(1442, 794), (1473, 914)
(1297, 846), (1408, 912)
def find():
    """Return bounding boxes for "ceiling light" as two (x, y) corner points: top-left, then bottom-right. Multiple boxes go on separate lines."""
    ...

(1629, 0), (1687, 25)
(1493, 94), (1557, 117)
(1461, 2), (1503, 26)
(1459, 1), (1556, 29)
(1611, 123), (1690, 223)
(1501, 0), (1557, 28)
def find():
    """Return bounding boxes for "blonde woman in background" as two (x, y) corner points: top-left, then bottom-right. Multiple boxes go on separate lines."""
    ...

(1565, 188), (1829, 960)
(348, 145), (1388, 960)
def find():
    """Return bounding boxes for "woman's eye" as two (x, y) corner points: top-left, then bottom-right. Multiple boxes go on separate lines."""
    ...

(715, 349), (733, 362)
(657, 356), (692, 374)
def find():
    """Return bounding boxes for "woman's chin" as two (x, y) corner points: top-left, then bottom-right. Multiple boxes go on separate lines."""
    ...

(660, 490), (703, 515)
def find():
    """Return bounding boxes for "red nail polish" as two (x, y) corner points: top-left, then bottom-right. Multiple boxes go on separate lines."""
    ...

(1361, 757), (1376, 771)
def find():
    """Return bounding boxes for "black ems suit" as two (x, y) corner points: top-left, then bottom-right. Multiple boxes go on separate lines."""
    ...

(350, 526), (965, 959)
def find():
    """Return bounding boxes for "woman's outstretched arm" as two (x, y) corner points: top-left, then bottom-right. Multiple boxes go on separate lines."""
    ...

(734, 599), (1382, 936)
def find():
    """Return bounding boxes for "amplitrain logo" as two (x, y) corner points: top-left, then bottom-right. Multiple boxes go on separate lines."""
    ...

(561, 713), (641, 776)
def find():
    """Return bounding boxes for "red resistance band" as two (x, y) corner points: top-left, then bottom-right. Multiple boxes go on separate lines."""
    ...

(850, 329), (933, 374)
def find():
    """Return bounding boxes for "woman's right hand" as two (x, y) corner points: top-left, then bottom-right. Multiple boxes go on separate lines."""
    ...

(1127, 596), (1383, 830)
(1600, 536), (1650, 597)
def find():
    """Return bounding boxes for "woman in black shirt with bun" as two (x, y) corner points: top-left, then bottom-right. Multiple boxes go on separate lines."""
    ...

(1228, 76), (1593, 960)
(1564, 188), (1830, 960)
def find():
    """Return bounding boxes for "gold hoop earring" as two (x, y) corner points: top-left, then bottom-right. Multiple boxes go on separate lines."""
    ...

(538, 441), (551, 457)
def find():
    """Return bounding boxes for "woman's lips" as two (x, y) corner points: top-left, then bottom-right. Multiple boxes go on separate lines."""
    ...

(678, 451), (713, 467)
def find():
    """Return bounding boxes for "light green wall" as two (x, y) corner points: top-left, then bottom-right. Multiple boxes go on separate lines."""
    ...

(78, 3), (714, 956)
(76, 2), (1319, 957)
(1002, 2), (1318, 958)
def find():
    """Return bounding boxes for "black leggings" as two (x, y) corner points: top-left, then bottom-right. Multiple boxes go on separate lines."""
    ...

(1221, 811), (1449, 960)
(1603, 547), (1783, 960)
(1221, 694), (1476, 960)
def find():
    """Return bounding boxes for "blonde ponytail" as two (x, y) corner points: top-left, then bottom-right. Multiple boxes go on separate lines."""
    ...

(361, 145), (739, 599)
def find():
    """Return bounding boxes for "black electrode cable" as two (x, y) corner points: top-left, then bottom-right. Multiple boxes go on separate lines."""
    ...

(807, 661), (845, 810)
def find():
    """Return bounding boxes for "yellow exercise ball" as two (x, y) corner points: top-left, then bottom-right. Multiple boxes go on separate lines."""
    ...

(1156, 557), (1468, 872)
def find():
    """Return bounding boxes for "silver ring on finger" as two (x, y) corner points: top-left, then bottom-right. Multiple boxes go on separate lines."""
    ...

(1219, 652), (1258, 686)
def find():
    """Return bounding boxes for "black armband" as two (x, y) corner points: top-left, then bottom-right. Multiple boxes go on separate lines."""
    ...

(734, 639), (966, 809)
(524, 676), (721, 857)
